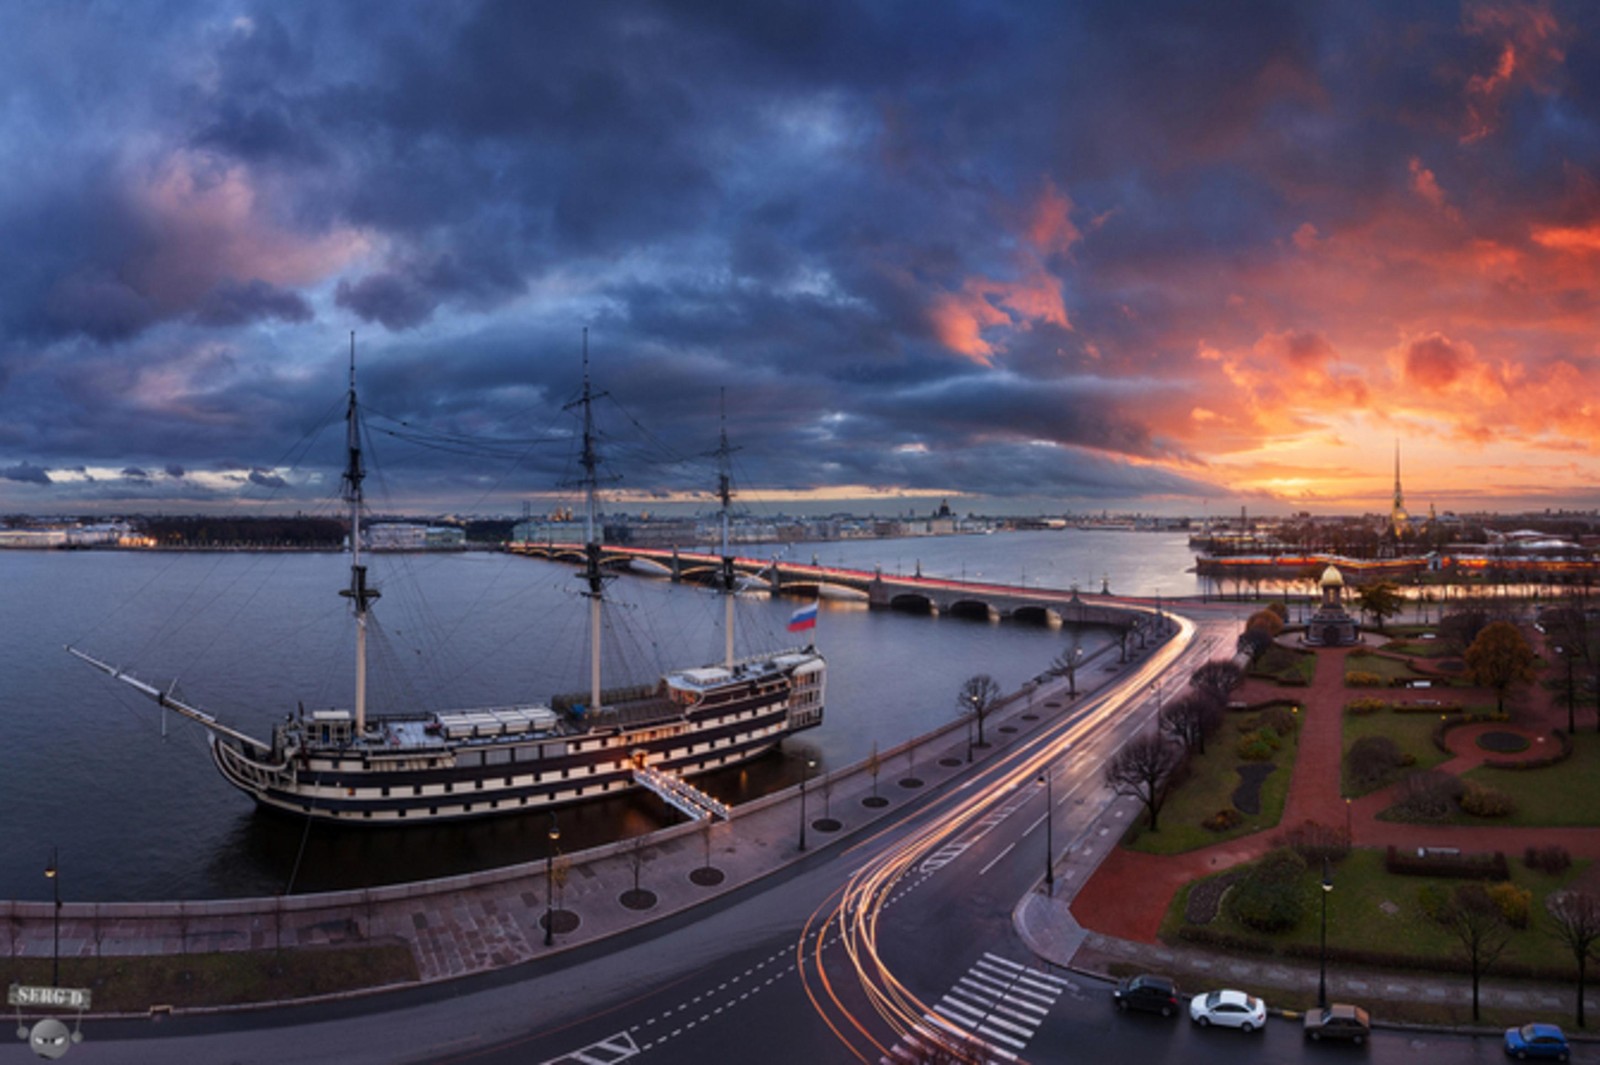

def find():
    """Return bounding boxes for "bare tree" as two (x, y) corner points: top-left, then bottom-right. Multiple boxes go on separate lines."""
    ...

(1544, 603), (1591, 734)
(1160, 693), (1222, 757)
(1440, 884), (1512, 1022)
(629, 834), (649, 894)
(1190, 660), (1244, 708)
(1547, 890), (1600, 1028)
(957, 674), (1003, 748)
(1050, 636), (1085, 697)
(1103, 732), (1184, 832)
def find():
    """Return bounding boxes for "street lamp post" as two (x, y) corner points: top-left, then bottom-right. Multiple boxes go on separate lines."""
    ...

(1318, 858), (1333, 1007)
(798, 758), (816, 851)
(1345, 797), (1352, 843)
(1037, 768), (1055, 896)
(45, 847), (60, 986)
(544, 815), (560, 947)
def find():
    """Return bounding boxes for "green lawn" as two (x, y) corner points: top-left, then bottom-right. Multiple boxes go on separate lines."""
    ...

(1341, 709), (1451, 797)
(1167, 848), (1587, 973)
(1125, 720), (1299, 855)
(1451, 731), (1600, 826)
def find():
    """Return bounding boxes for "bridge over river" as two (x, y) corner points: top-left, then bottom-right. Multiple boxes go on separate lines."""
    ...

(509, 542), (1169, 647)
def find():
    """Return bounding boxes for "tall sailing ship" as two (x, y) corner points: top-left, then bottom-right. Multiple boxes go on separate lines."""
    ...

(70, 337), (825, 826)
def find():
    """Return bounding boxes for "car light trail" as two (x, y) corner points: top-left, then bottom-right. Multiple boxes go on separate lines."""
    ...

(796, 614), (1200, 1063)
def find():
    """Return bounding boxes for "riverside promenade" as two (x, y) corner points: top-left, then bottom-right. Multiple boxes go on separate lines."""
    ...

(3, 652), (1108, 1017)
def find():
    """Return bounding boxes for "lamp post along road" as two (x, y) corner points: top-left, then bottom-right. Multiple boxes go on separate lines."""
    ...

(1318, 858), (1333, 1007)
(798, 758), (816, 851)
(45, 847), (60, 987)
(1038, 768), (1054, 896)
(545, 816), (560, 947)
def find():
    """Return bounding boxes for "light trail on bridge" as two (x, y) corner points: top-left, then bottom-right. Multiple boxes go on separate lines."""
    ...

(794, 613), (1201, 1063)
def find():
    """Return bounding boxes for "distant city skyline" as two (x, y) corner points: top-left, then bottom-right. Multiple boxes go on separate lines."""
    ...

(2, 3), (1598, 517)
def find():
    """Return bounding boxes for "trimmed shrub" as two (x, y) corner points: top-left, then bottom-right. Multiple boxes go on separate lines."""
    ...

(1347, 671), (1385, 688)
(1347, 735), (1405, 790)
(1346, 697), (1389, 715)
(1203, 808), (1244, 832)
(1488, 882), (1532, 929)
(1458, 781), (1515, 818)
(1226, 848), (1307, 933)
(1392, 769), (1462, 821)
(1237, 733), (1275, 761)
(1254, 705), (1298, 737)
(1524, 845), (1571, 875)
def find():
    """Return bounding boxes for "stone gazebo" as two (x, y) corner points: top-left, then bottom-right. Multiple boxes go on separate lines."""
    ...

(1303, 565), (1360, 647)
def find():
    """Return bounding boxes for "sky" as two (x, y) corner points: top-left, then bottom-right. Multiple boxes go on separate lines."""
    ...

(1, 1), (1598, 519)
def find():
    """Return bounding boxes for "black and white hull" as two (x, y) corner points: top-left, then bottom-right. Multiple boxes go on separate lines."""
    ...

(202, 649), (824, 824)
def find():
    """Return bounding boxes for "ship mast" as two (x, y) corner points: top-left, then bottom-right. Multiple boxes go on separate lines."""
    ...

(339, 332), (380, 734)
(715, 390), (738, 667)
(573, 329), (606, 713)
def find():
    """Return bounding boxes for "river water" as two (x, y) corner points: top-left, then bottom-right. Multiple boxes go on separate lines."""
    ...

(0, 529), (1200, 901)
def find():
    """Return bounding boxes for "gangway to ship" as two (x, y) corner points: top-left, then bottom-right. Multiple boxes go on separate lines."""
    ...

(632, 764), (730, 822)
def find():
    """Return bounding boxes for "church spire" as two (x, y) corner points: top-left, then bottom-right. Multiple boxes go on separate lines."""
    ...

(1390, 439), (1410, 538)
(1393, 439), (1404, 512)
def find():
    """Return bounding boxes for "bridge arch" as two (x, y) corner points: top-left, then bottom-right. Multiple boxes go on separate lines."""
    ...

(946, 599), (996, 622)
(888, 593), (936, 615)
(1010, 605), (1057, 627)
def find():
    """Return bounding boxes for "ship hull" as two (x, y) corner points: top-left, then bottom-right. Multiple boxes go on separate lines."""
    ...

(208, 655), (824, 825)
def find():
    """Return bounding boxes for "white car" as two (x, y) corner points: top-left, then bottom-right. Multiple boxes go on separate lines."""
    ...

(1189, 989), (1267, 1032)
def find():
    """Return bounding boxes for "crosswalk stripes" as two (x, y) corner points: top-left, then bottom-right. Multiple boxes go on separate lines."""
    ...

(537, 1030), (640, 1065)
(879, 954), (1068, 1064)
(917, 841), (971, 874)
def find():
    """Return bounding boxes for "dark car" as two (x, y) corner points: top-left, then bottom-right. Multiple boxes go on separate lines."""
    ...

(1304, 1003), (1371, 1044)
(1112, 974), (1179, 1017)
(1504, 1023), (1570, 1061)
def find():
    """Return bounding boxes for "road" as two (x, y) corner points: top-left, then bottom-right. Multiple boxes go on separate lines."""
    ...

(29, 611), (1534, 1064)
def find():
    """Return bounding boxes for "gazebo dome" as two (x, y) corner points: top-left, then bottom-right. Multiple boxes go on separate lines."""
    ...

(1320, 565), (1345, 588)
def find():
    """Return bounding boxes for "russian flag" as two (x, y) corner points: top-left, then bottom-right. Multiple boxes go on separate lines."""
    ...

(788, 601), (819, 633)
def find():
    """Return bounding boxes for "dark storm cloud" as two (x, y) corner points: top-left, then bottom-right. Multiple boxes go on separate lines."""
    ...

(165, 464), (186, 478)
(247, 469), (287, 489)
(1, 463), (52, 485)
(192, 279), (314, 328)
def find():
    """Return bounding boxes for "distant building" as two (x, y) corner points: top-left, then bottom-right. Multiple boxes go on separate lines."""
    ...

(365, 523), (465, 550)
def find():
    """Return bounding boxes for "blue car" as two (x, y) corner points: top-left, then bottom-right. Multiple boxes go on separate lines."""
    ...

(1504, 1023), (1569, 1061)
